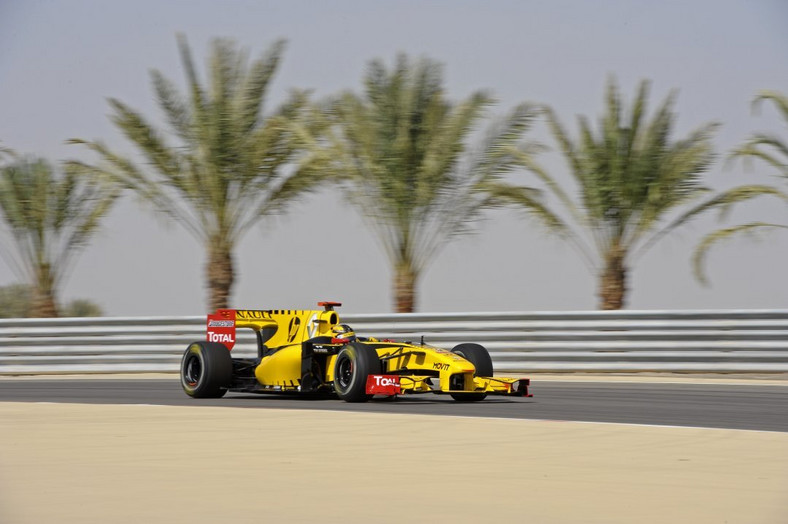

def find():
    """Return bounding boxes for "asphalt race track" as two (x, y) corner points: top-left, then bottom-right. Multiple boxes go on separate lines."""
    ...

(1, 378), (786, 432)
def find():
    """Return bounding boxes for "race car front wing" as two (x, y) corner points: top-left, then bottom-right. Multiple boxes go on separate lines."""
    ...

(365, 374), (532, 397)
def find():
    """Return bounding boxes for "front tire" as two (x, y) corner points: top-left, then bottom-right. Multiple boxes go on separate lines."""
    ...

(450, 343), (493, 402)
(333, 342), (381, 402)
(180, 341), (232, 398)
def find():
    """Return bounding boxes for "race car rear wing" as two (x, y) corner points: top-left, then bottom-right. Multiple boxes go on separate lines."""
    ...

(207, 310), (237, 350)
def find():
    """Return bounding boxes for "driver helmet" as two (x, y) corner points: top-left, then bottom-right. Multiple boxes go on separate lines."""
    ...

(332, 324), (356, 341)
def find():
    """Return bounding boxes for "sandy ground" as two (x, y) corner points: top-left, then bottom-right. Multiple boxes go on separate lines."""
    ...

(1, 402), (787, 524)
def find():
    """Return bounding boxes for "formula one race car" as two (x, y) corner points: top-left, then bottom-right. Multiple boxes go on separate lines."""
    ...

(180, 302), (531, 402)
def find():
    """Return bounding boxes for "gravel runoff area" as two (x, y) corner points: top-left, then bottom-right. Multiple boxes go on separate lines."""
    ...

(1, 401), (787, 524)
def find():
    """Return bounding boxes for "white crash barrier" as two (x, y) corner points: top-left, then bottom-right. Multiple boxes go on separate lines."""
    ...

(1, 309), (788, 374)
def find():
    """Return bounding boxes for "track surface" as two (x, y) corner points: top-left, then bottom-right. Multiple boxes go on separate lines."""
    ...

(1, 378), (786, 432)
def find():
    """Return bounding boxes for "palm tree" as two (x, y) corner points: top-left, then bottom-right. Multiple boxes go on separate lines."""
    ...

(312, 54), (546, 312)
(0, 283), (104, 318)
(693, 90), (788, 284)
(69, 35), (323, 310)
(497, 78), (782, 309)
(0, 157), (119, 317)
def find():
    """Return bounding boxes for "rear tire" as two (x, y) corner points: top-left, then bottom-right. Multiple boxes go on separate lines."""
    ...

(180, 341), (232, 398)
(450, 343), (493, 402)
(333, 342), (381, 402)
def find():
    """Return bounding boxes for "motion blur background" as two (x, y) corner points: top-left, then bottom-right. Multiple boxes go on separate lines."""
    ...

(1, 0), (787, 315)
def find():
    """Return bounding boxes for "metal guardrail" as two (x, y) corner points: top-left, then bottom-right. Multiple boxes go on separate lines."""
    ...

(1, 310), (788, 375)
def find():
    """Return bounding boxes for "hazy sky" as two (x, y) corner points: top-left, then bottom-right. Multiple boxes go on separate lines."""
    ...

(1, 0), (787, 316)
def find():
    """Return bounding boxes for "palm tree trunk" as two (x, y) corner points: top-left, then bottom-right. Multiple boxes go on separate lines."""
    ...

(206, 243), (234, 311)
(393, 262), (418, 313)
(31, 265), (59, 317)
(30, 289), (58, 317)
(599, 248), (627, 310)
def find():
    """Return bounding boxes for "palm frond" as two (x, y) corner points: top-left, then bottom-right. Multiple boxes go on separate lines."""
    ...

(634, 184), (788, 261)
(541, 106), (584, 187)
(628, 122), (718, 246)
(151, 69), (192, 142)
(236, 39), (286, 134)
(175, 33), (208, 136)
(693, 222), (788, 285)
(731, 135), (788, 177)
(107, 98), (183, 182)
(752, 90), (788, 122)
(729, 90), (788, 181)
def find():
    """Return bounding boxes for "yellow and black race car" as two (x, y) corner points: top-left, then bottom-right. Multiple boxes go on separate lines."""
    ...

(180, 302), (531, 402)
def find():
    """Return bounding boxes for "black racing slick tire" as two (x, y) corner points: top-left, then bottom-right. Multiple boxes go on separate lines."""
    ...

(180, 341), (233, 398)
(333, 342), (381, 403)
(450, 343), (493, 402)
